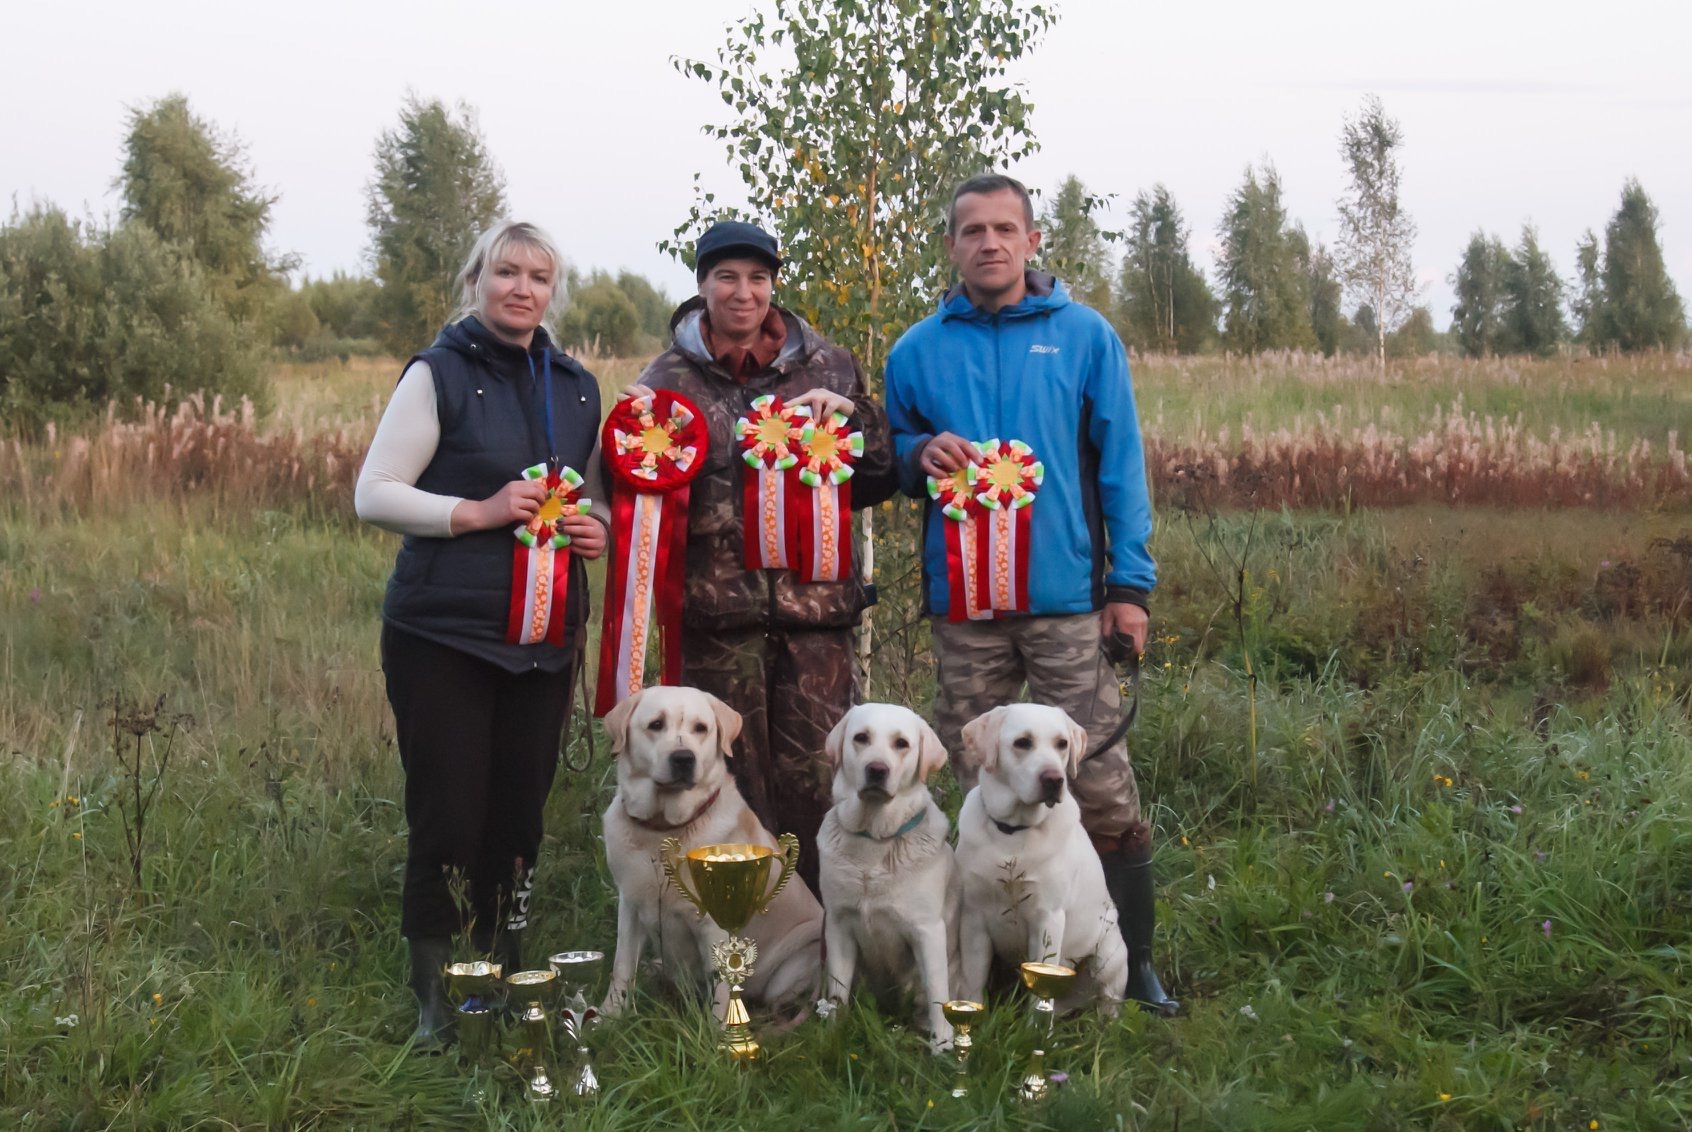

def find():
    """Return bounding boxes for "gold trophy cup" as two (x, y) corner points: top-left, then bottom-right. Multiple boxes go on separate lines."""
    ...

(548, 950), (604, 1098)
(659, 834), (801, 1063)
(1017, 961), (1076, 1102)
(444, 960), (503, 1067)
(505, 968), (560, 1102)
(941, 999), (986, 1099)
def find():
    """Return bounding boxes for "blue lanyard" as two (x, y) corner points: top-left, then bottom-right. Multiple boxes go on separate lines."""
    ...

(527, 348), (558, 469)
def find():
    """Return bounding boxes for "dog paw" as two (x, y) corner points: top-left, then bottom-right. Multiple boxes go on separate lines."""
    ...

(814, 997), (840, 1021)
(598, 990), (628, 1018)
(927, 1028), (955, 1056)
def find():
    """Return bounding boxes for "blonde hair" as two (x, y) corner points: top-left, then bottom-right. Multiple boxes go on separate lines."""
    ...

(454, 220), (568, 327)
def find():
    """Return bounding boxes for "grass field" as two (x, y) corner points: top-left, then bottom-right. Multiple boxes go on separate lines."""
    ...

(3, 353), (1690, 1129)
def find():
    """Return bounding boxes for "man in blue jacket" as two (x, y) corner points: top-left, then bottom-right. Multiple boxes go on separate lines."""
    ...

(885, 173), (1176, 1015)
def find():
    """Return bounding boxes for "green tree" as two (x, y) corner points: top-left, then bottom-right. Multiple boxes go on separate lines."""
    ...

(557, 270), (643, 356)
(1599, 179), (1686, 351)
(669, 0), (1052, 381)
(1037, 174), (1113, 311)
(1449, 232), (1513, 358)
(1572, 229), (1605, 348)
(1336, 95), (1419, 367)
(1116, 184), (1214, 353)
(0, 206), (263, 430)
(366, 96), (507, 356)
(1216, 163), (1314, 353)
(614, 270), (675, 346)
(1385, 305), (1440, 358)
(1300, 236), (1345, 356)
(299, 271), (382, 341)
(118, 93), (291, 330)
(1503, 226), (1566, 356)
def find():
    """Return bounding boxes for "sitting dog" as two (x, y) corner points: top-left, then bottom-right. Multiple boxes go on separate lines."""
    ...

(600, 686), (823, 1016)
(816, 703), (961, 1048)
(954, 703), (1127, 1015)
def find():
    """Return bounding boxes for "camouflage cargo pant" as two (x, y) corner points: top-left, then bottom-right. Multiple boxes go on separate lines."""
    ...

(931, 612), (1142, 840)
(681, 625), (856, 896)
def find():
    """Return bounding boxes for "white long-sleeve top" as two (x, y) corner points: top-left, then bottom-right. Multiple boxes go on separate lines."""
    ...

(354, 360), (610, 537)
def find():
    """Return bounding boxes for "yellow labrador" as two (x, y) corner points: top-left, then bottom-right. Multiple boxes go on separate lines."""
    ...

(954, 703), (1127, 1015)
(600, 686), (823, 1015)
(816, 703), (961, 1048)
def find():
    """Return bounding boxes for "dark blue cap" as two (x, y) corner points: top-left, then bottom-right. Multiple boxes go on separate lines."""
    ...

(694, 220), (782, 279)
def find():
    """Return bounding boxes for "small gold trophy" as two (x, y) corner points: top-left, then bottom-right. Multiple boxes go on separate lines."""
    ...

(659, 835), (801, 1063)
(444, 960), (503, 1067)
(941, 1000), (985, 1098)
(505, 969), (559, 1102)
(1017, 961), (1076, 1102)
(548, 950), (604, 1098)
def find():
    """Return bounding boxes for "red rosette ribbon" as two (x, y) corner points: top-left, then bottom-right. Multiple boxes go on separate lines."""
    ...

(735, 394), (806, 570)
(506, 462), (590, 646)
(594, 390), (707, 716)
(926, 439), (1043, 622)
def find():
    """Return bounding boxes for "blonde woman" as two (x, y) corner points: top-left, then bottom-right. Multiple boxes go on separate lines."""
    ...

(356, 221), (607, 1047)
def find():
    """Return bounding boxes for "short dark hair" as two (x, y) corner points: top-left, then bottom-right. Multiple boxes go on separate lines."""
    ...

(947, 174), (1035, 234)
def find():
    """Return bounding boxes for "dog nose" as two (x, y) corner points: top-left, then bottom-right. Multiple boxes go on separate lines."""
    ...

(667, 750), (696, 783)
(1038, 771), (1065, 804)
(863, 762), (889, 786)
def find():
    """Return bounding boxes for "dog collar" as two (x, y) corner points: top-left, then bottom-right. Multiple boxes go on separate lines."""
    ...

(851, 808), (926, 841)
(626, 787), (722, 832)
(991, 817), (1030, 836)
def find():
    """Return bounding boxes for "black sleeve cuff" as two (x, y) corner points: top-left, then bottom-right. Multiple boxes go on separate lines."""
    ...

(1105, 586), (1150, 613)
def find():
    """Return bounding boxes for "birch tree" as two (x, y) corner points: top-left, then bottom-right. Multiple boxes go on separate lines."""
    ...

(1336, 95), (1419, 368)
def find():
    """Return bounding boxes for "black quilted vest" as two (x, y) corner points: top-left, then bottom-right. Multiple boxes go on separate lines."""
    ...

(381, 317), (601, 673)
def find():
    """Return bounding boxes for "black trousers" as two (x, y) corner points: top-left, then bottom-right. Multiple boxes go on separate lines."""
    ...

(381, 624), (572, 941)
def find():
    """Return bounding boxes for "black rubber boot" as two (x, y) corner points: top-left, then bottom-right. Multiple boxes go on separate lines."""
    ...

(471, 923), (523, 974)
(1101, 843), (1180, 1017)
(407, 937), (456, 1050)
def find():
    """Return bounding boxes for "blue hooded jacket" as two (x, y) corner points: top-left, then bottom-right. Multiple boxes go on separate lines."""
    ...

(885, 272), (1155, 617)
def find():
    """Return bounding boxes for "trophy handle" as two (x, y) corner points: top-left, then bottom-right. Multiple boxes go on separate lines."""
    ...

(760, 832), (801, 914)
(660, 836), (707, 918)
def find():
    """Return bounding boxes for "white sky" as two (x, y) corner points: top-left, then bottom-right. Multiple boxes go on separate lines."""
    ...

(3, 0), (1688, 330)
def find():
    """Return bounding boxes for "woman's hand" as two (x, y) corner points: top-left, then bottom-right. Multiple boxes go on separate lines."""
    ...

(561, 513), (607, 559)
(619, 383), (657, 402)
(791, 387), (854, 421)
(451, 478), (548, 534)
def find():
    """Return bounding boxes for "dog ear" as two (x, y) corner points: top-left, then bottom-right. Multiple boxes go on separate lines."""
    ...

(960, 706), (1008, 774)
(824, 710), (851, 772)
(1066, 717), (1089, 777)
(707, 693), (743, 759)
(913, 715), (949, 782)
(602, 690), (641, 756)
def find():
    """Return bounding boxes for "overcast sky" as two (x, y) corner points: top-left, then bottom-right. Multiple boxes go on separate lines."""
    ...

(4, 0), (1688, 329)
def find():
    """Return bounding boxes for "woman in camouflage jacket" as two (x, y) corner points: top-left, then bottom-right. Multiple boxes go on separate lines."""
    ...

(618, 220), (897, 894)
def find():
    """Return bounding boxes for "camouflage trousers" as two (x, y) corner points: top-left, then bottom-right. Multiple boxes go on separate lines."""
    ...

(681, 624), (857, 896)
(931, 612), (1143, 841)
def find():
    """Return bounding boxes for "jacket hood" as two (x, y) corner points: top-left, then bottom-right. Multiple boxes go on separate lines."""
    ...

(430, 316), (561, 374)
(938, 270), (1069, 322)
(665, 295), (826, 375)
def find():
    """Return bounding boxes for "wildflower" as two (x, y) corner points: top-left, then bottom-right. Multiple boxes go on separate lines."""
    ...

(1180, 835), (1190, 846)
(1323, 891), (1335, 904)
(1402, 881), (1414, 893)
(55, 1014), (78, 1028)
(1576, 770), (1591, 781)
(1431, 774), (1453, 788)
(1324, 799), (1336, 813)
(307, 996), (317, 1008)
(1239, 1005), (1258, 1021)
(1590, 1122), (1600, 1130)
(1534, 850), (1548, 863)
(72, 832), (82, 840)
(1440, 1093), (1452, 1102)
(1048, 1072), (1069, 1086)
(1207, 874), (1216, 891)
(1541, 919), (1553, 939)
(849, 1052), (858, 1061)
(151, 992), (162, 1006)
(29, 587), (41, 604)
(1509, 804), (1523, 815)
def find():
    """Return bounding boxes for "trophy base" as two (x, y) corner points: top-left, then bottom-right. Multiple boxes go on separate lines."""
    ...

(1018, 1048), (1049, 1102)
(719, 1024), (762, 1064)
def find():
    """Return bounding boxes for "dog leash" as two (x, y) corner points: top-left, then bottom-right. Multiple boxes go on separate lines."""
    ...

(1082, 631), (1140, 763)
(562, 630), (597, 773)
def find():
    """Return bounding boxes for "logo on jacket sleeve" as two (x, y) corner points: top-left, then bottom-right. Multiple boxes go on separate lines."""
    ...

(1029, 344), (1061, 355)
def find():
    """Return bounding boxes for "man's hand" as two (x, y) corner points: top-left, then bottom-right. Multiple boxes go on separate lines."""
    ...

(918, 431), (978, 478)
(1100, 601), (1148, 659)
(560, 512), (607, 559)
(451, 478), (548, 534)
(791, 387), (854, 421)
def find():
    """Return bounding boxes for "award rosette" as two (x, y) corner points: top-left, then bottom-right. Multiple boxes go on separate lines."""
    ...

(793, 410), (863, 582)
(735, 394), (807, 571)
(926, 439), (1043, 622)
(507, 463), (590, 647)
(595, 391), (707, 716)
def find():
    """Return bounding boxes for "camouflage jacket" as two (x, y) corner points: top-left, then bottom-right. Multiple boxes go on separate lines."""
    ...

(635, 298), (898, 631)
